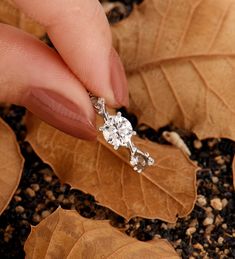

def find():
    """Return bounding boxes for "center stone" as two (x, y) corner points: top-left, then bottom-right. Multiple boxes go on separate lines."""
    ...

(101, 113), (133, 149)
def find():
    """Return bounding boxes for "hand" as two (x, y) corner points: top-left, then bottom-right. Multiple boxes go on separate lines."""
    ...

(0, 0), (128, 140)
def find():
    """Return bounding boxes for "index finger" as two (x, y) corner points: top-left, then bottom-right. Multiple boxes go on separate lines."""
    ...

(14, 0), (128, 107)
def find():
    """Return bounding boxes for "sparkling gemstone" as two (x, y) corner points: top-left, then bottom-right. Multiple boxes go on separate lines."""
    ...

(101, 113), (133, 149)
(130, 152), (155, 173)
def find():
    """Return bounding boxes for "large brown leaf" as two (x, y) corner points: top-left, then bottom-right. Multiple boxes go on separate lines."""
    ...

(24, 208), (180, 259)
(0, 118), (24, 214)
(112, 0), (235, 141)
(26, 114), (197, 222)
(0, 0), (46, 38)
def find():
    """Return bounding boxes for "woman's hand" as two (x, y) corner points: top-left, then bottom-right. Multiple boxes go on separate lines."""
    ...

(0, 0), (128, 140)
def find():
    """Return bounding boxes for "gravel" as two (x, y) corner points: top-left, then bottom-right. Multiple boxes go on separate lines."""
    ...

(0, 105), (234, 259)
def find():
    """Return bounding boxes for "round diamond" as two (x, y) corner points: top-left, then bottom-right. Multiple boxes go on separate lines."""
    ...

(101, 114), (133, 149)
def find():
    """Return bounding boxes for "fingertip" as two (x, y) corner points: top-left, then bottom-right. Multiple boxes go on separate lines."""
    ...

(110, 47), (129, 108)
(22, 88), (97, 141)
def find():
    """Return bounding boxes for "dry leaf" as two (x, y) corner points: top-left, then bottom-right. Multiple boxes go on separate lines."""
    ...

(26, 114), (197, 222)
(0, 0), (46, 38)
(112, 0), (235, 141)
(24, 208), (180, 259)
(0, 118), (24, 214)
(233, 156), (235, 189)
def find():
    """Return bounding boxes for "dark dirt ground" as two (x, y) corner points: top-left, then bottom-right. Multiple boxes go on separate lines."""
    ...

(0, 104), (234, 259)
(0, 0), (235, 258)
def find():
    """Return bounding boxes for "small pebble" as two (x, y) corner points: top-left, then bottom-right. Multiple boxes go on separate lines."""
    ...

(62, 198), (70, 205)
(222, 223), (227, 229)
(161, 223), (168, 230)
(210, 198), (223, 211)
(186, 227), (196, 236)
(32, 213), (41, 223)
(207, 139), (218, 148)
(43, 174), (52, 183)
(215, 215), (223, 225)
(58, 194), (64, 202)
(215, 155), (225, 165)
(193, 243), (204, 251)
(203, 217), (214, 226)
(30, 184), (40, 192)
(25, 187), (36, 198)
(205, 225), (215, 235)
(68, 195), (76, 203)
(41, 210), (51, 219)
(174, 239), (182, 246)
(211, 176), (219, 183)
(15, 188), (21, 195)
(15, 206), (24, 214)
(189, 219), (198, 227)
(14, 195), (22, 202)
(197, 195), (207, 206)
(193, 139), (202, 149)
(221, 198), (228, 208)
(218, 237), (224, 245)
(45, 190), (55, 200)
(35, 203), (45, 212)
(167, 223), (177, 229)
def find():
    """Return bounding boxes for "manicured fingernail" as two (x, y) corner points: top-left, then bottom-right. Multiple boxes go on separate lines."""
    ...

(22, 88), (97, 140)
(110, 47), (129, 107)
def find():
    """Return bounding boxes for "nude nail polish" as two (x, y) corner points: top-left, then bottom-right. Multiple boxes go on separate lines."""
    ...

(110, 47), (129, 107)
(22, 88), (97, 140)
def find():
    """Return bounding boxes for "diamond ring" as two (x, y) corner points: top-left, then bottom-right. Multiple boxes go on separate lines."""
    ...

(90, 96), (154, 173)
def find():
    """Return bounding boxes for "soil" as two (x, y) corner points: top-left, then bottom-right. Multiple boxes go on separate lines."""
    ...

(0, 1), (235, 258)
(0, 104), (234, 259)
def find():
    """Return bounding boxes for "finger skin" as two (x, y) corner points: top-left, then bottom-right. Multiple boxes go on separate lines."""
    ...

(13, 0), (129, 107)
(0, 24), (96, 140)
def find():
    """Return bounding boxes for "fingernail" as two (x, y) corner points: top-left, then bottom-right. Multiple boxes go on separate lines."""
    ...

(110, 47), (129, 107)
(22, 88), (97, 140)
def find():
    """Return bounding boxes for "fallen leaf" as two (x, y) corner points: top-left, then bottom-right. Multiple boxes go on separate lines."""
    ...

(24, 208), (180, 259)
(0, 118), (24, 214)
(26, 113), (197, 222)
(233, 156), (235, 189)
(0, 0), (46, 38)
(112, 0), (235, 141)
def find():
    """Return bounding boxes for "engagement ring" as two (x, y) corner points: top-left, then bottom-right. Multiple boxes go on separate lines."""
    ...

(90, 96), (154, 173)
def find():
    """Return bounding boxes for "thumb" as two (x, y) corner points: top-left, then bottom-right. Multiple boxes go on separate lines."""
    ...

(0, 24), (96, 140)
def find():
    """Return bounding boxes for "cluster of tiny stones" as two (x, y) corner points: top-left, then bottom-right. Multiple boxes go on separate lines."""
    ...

(90, 96), (154, 173)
